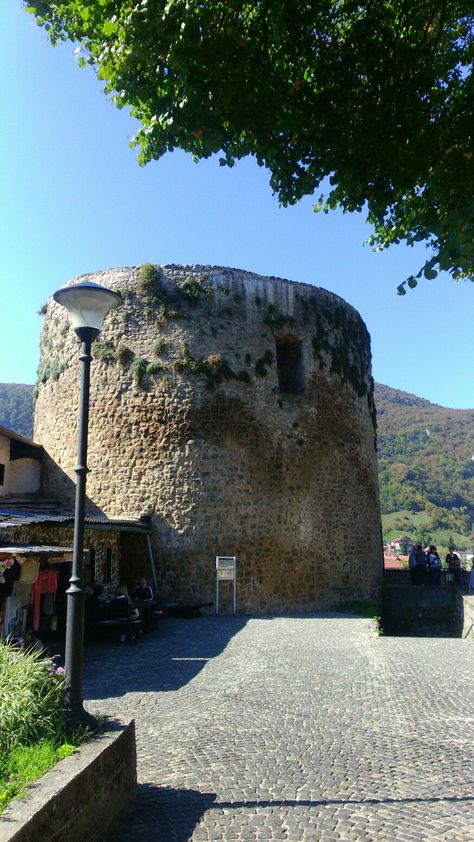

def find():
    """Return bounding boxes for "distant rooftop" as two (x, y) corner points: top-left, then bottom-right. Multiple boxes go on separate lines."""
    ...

(0, 424), (41, 449)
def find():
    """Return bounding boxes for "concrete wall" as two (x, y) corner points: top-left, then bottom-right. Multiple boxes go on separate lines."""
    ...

(457, 593), (474, 638)
(0, 434), (40, 496)
(34, 265), (383, 613)
(383, 585), (460, 636)
(0, 719), (136, 842)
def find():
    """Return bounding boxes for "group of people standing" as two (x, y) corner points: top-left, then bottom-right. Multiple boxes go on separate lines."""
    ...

(408, 544), (461, 587)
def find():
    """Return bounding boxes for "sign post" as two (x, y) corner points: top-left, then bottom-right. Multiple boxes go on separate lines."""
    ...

(215, 556), (237, 616)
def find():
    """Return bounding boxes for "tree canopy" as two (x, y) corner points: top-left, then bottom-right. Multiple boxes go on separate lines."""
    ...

(25, 1), (474, 291)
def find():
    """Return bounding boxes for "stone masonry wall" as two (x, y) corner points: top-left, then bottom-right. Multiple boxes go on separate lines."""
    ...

(34, 265), (383, 613)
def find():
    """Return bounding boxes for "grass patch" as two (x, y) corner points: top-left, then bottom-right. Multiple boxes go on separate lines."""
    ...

(0, 739), (77, 814)
(337, 600), (379, 618)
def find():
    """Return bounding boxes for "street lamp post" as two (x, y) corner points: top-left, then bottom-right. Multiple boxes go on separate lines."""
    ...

(53, 281), (122, 728)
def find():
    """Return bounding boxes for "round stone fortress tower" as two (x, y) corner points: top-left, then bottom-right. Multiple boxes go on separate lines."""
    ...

(34, 265), (382, 613)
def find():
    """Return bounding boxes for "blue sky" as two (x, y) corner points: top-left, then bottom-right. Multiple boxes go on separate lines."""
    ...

(1, 1), (472, 408)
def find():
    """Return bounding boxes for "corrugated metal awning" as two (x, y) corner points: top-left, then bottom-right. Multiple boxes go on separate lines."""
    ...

(0, 544), (73, 560)
(0, 499), (150, 533)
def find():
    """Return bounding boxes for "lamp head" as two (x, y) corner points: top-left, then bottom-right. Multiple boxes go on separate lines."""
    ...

(53, 281), (122, 335)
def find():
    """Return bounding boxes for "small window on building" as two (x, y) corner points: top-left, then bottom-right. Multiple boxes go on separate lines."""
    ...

(103, 548), (112, 583)
(275, 335), (304, 395)
(0, 464), (4, 485)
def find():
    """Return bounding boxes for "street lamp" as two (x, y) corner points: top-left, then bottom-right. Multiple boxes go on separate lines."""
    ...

(53, 281), (122, 728)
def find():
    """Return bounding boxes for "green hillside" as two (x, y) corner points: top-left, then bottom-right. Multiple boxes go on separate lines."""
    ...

(0, 383), (34, 438)
(375, 383), (474, 541)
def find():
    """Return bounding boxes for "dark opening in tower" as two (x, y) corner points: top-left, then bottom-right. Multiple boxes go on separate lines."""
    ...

(275, 335), (304, 395)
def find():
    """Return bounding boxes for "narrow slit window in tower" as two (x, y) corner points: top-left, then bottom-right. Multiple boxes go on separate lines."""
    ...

(275, 335), (304, 395)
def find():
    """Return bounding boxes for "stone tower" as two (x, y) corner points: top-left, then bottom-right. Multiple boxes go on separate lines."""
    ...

(34, 265), (382, 612)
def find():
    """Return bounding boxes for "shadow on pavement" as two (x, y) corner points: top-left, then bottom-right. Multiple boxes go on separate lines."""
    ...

(107, 784), (217, 842)
(84, 615), (249, 699)
(107, 787), (474, 841)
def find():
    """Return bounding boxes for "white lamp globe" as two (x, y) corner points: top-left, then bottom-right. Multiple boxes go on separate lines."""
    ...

(53, 281), (122, 332)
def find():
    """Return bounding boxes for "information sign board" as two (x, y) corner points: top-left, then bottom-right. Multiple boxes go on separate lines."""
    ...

(215, 556), (237, 615)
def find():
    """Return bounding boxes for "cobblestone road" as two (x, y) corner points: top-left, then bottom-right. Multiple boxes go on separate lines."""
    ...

(83, 615), (474, 841)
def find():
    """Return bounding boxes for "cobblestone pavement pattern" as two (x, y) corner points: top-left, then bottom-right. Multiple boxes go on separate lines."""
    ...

(83, 616), (474, 841)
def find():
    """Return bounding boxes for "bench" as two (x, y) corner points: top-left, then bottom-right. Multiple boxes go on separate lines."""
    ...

(94, 615), (142, 642)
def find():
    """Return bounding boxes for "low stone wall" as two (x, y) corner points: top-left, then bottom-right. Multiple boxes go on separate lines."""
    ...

(0, 719), (136, 842)
(382, 585), (460, 637)
(457, 593), (474, 638)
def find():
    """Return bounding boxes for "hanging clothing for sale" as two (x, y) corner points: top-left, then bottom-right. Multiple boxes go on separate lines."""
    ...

(19, 557), (40, 584)
(0, 560), (22, 598)
(13, 580), (33, 608)
(30, 568), (58, 631)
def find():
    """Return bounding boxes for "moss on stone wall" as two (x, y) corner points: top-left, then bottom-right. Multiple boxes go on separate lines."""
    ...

(33, 358), (68, 402)
(136, 264), (211, 324)
(172, 348), (250, 390)
(255, 350), (274, 378)
(263, 304), (295, 333)
(309, 300), (371, 398)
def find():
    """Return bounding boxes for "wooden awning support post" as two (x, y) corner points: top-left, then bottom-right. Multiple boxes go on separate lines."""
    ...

(146, 534), (158, 593)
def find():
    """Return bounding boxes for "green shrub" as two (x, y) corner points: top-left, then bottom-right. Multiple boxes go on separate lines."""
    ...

(36, 358), (68, 386)
(0, 643), (67, 756)
(130, 357), (148, 385)
(263, 304), (294, 332)
(92, 339), (116, 364)
(137, 262), (162, 295)
(153, 339), (167, 356)
(255, 350), (273, 377)
(116, 343), (132, 365)
(178, 275), (209, 302)
(146, 361), (167, 376)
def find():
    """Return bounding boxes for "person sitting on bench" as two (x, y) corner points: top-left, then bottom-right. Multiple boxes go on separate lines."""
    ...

(131, 577), (154, 602)
(112, 585), (140, 641)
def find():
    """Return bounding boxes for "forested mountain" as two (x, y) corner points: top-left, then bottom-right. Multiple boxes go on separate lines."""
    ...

(375, 384), (474, 537)
(0, 381), (472, 537)
(0, 383), (34, 438)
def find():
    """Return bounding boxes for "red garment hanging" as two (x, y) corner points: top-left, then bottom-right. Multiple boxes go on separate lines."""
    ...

(30, 569), (58, 631)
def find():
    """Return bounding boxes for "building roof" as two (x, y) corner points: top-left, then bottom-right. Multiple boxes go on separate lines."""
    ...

(0, 495), (150, 533)
(0, 424), (42, 450)
(0, 544), (73, 559)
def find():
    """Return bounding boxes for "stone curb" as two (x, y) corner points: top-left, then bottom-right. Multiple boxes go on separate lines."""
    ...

(0, 718), (136, 842)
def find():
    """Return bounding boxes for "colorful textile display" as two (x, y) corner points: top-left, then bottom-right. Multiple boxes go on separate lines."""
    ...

(30, 569), (58, 631)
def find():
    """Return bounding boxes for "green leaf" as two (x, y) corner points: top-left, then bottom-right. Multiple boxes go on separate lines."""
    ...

(24, 0), (474, 287)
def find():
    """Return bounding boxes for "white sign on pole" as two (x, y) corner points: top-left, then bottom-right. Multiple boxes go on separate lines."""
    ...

(215, 556), (237, 615)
